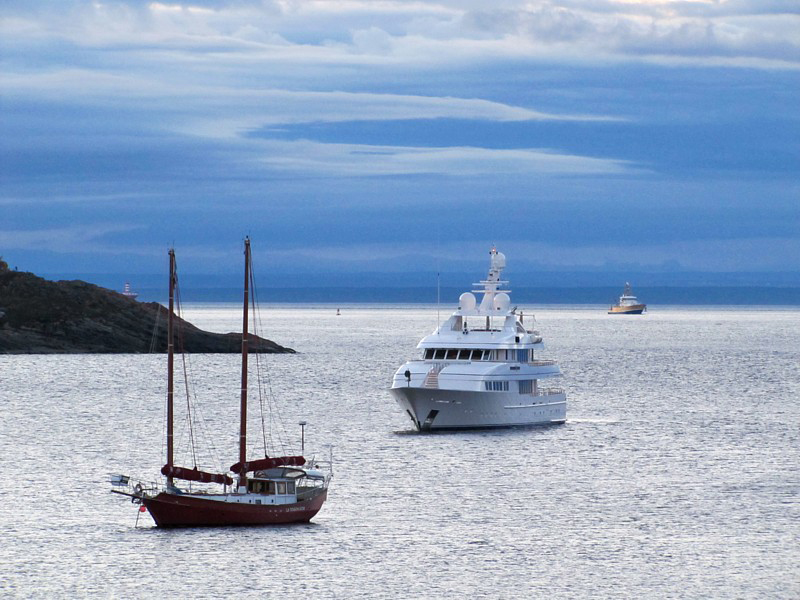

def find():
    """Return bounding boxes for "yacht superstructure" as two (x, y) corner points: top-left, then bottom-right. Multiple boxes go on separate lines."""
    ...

(390, 248), (566, 430)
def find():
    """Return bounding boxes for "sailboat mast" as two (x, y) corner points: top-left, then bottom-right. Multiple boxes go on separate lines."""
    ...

(238, 238), (250, 488)
(166, 248), (175, 488)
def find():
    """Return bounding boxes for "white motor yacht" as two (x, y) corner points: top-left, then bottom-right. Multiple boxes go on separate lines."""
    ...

(390, 248), (566, 430)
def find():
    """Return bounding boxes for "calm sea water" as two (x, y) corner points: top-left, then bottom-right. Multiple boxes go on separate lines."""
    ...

(1, 305), (798, 598)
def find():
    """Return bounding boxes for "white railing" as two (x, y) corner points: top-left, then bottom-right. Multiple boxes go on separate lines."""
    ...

(109, 474), (162, 499)
(537, 387), (564, 396)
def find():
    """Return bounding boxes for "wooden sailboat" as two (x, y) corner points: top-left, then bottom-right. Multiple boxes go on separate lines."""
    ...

(111, 238), (331, 527)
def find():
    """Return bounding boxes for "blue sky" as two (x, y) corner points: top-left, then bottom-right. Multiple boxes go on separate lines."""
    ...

(1, 0), (799, 283)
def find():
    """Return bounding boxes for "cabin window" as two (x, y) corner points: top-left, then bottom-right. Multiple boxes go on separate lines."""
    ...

(266, 481), (276, 495)
(519, 380), (533, 394)
(287, 481), (296, 494)
(481, 351), (490, 361)
(517, 349), (529, 363)
(446, 349), (458, 360)
(457, 349), (470, 360)
(424, 349), (434, 360)
(277, 482), (287, 495)
(434, 349), (445, 360)
(484, 381), (509, 391)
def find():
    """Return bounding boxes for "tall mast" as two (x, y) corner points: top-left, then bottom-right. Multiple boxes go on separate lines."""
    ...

(238, 237), (250, 489)
(166, 248), (175, 488)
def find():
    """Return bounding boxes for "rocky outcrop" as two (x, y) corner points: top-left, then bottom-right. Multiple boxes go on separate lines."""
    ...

(0, 266), (294, 354)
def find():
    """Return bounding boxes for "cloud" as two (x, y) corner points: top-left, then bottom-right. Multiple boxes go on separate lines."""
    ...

(1, 68), (618, 143)
(247, 235), (800, 273)
(253, 139), (637, 176)
(1, 0), (798, 70)
(0, 224), (143, 254)
(1, 1), (797, 277)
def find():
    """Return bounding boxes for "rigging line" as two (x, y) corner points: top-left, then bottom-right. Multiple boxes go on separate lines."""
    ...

(247, 252), (288, 456)
(248, 250), (286, 458)
(250, 266), (270, 459)
(174, 278), (198, 469)
(180, 339), (224, 472)
(149, 304), (162, 354)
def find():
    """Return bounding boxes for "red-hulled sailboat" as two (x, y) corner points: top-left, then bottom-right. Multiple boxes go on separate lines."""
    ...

(111, 238), (331, 527)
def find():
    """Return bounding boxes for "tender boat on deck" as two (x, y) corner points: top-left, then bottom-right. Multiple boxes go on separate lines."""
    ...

(390, 248), (566, 430)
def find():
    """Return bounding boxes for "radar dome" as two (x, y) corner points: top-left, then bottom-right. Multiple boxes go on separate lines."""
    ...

(459, 292), (476, 311)
(494, 292), (510, 312)
(491, 251), (506, 270)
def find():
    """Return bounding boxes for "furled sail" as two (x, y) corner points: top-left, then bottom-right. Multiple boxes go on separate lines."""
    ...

(229, 456), (305, 474)
(161, 465), (233, 486)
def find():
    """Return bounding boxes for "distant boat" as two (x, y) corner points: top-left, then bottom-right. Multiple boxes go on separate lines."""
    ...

(608, 282), (646, 314)
(121, 282), (138, 299)
(111, 238), (332, 526)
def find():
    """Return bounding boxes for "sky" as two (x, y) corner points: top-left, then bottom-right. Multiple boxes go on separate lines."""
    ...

(1, 0), (799, 286)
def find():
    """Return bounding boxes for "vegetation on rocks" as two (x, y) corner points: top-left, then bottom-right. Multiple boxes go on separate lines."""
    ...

(0, 267), (294, 354)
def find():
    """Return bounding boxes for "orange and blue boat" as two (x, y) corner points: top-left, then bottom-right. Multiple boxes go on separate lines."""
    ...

(608, 282), (646, 314)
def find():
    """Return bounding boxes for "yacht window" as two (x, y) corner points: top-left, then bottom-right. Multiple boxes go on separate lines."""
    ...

(457, 349), (470, 360)
(266, 481), (276, 495)
(277, 482), (287, 495)
(446, 349), (458, 360)
(434, 349), (445, 360)
(482, 351), (491, 361)
(517, 349), (529, 363)
(519, 380), (533, 394)
(287, 481), (296, 494)
(424, 349), (434, 360)
(484, 381), (509, 391)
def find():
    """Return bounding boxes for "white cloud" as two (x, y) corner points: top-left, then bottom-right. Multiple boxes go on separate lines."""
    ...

(252, 139), (637, 176)
(2, 0), (797, 69)
(1, 68), (617, 140)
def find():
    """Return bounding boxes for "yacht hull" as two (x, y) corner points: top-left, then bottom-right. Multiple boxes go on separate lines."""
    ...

(390, 387), (566, 430)
(142, 488), (327, 527)
(608, 305), (645, 314)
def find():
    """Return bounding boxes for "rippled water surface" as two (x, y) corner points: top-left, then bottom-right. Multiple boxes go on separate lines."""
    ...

(2, 305), (799, 598)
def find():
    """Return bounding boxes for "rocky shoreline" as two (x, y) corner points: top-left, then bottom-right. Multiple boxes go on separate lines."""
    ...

(0, 261), (294, 354)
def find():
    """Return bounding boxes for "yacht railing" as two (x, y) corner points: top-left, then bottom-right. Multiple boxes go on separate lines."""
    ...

(109, 474), (162, 498)
(535, 387), (564, 396)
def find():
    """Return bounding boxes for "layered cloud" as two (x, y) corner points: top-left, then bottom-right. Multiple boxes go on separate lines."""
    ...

(3, 0), (798, 69)
(253, 139), (636, 176)
(1, 1), (798, 275)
